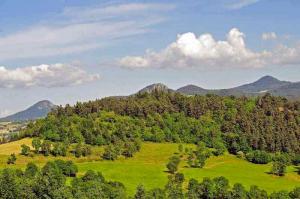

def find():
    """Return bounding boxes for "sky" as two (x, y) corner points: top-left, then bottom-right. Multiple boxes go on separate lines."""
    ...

(0, 0), (300, 116)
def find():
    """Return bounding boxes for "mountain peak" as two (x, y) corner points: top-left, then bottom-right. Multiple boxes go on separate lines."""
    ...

(0, 100), (56, 122)
(138, 83), (172, 94)
(34, 100), (55, 109)
(256, 75), (281, 83)
(177, 84), (208, 95)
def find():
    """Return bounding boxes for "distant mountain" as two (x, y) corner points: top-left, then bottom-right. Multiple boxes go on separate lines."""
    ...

(177, 85), (208, 95)
(138, 83), (174, 94)
(230, 75), (291, 93)
(176, 76), (299, 99)
(0, 100), (56, 122)
(270, 82), (300, 99)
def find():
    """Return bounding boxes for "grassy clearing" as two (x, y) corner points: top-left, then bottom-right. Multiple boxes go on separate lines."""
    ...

(0, 139), (299, 195)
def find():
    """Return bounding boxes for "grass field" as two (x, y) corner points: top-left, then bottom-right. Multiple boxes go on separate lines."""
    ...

(0, 138), (299, 195)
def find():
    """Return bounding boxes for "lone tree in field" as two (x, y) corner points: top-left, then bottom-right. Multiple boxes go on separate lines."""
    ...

(271, 160), (287, 176)
(20, 144), (30, 156)
(166, 156), (180, 174)
(7, 153), (17, 164)
(32, 138), (41, 153)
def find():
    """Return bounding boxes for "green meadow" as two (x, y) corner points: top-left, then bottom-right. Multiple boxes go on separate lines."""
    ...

(0, 139), (299, 195)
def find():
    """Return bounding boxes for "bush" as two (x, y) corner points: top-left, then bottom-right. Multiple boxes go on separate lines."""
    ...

(20, 144), (30, 156)
(166, 156), (180, 174)
(246, 150), (272, 164)
(7, 153), (17, 164)
(102, 145), (118, 160)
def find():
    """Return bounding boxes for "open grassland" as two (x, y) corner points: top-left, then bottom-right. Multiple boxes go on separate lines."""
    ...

(0, 139), (299, 195)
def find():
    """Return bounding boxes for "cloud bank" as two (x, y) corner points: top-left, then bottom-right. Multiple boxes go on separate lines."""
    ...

(119, 28), (300, 69)
(0, 63), (99, 88)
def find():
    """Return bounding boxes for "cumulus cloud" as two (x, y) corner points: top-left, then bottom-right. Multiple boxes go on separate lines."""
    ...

(262, 32), (277, 40)
(119, 28), (300, 69)
(120, 28), (270, 69)
(0, 63), (100, 88)
(0, 3), (174, 61)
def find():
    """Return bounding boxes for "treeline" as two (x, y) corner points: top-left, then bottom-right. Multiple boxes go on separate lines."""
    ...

(23, 92), (300, 154)
(0, 160), (299, 199)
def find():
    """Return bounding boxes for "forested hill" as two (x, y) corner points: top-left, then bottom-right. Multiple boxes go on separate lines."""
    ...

(24, 92), (300, 154)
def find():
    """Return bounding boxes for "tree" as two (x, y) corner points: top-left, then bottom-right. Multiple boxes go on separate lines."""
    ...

(32, 138), (41, 153)
(271, 160), (287, 176)
(134, 184), (146, 199)
(0, 169), (20, 199)
(166, 156), (180, 174)
(7, 154), (17, 164)
(25, 162), (39, 178)
(102, 145), (118, 160)
(20, 144), (30, 156)
(41, 140), (51, 156)
(74, 143), (82, 158)
(82, 145), (92, 157)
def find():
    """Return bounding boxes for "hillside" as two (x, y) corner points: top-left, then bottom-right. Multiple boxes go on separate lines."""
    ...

(0, 139), (299, 195)
(0, 100), (55, 122)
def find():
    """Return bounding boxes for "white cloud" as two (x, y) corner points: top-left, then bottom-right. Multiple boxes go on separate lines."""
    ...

(0, 63), (100, 88)
(120, 28), (270, 69)
(0, 3), (174, 61)
(226, 0), (260, 10)
(119, 28), (300, 69)
(262, 32), (277, 40)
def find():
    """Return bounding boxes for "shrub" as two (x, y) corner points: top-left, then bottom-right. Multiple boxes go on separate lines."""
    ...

(246, 150), (272, 164)
(166, 156), (180, 174)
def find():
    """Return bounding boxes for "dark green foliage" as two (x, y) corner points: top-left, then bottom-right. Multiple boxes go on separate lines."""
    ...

(41, 140), (51, 156)
(246, 150), (272, 164)
(270, 191), (290, 199)
(54, 160), (78, 177)
(25, 162), (39, 178)
(20, 144), (31, 156)
(0, 169), (20, 199)
(102, 144), (118, 160)
(248, 185), (268, 199)
(289, 187), (300, 199)
(32, 137), (41, 153)
(231, 183), (247, 199)
(271, 160), (287, 176)
(187, 142), (211, 168)
(166, 156), (180, 174)
(271, 153), (290, 176)
(135, 184), (146, 199)
(52, 142), (68, 156)
(7, 153), (17, 164)
(23, 93), (300, 155)
(165, 173), (184, 199)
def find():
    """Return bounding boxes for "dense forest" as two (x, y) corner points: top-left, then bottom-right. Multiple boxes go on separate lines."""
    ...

(0, 160), (299, 199)
(23, 91), (300, 154)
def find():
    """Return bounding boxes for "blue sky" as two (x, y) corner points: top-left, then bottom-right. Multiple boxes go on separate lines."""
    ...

(0, 0), (299, 116)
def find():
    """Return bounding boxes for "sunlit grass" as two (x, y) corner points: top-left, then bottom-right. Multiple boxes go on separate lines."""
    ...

(0, 139), (299, 195)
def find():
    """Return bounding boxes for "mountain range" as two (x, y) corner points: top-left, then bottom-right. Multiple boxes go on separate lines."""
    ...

(1, 75), (299, 122)
(0, 100), (55, 122)
(139, 75), (300, 99)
